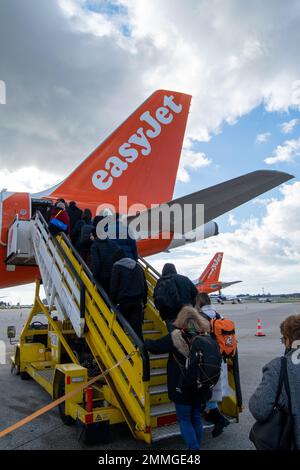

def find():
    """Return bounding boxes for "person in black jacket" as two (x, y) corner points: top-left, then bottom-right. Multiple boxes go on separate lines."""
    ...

(90, 231), (124, 292)
(67, 201), (82, 233)
(71, 208), (93, 246)
(145, 306), (211, 450)
(154, 263), (198, 331)
(110, 252), (148, 340)
(71, 208), (94, 265)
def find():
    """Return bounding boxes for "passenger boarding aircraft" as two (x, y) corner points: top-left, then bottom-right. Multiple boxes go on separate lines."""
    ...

(0, 90), (293, 289)
(195, 252), (242, 294)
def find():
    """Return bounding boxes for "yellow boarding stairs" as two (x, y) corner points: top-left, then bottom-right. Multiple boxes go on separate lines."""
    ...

(6, 212), (239, 444)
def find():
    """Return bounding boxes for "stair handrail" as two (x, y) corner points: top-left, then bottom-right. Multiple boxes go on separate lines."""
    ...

(36, 211), (150, 381)
(138, 256), (161, 280)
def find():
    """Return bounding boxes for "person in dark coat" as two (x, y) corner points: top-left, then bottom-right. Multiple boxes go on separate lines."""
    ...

(107, 213), (138, 261)
(90, 232), (124, 292)
(249, 314), (300, 450)
(71, 208), (93, 247)
(145, 306), (211, 450)
(67, 201), (83, 234)
(154, 263), (198, 331)
(110, 252), (148, 340)
(48, 201), (70, 236)
(71, 208), (94, 265)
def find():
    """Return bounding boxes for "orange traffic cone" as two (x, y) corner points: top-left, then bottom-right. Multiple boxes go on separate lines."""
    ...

(255, 319), (266, 337)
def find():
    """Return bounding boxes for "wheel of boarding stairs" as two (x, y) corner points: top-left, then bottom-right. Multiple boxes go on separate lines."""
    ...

(82, 421), (110, 445)
(20, 371), (30, 380)
(58, 378), (75, 426)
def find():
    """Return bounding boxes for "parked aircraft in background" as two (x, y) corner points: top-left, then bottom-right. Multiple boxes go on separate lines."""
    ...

(258, 297), (272, 303)
(212, 294), (243, 304)
(0, 89), (293, 289)
(195, 252), (242, 294)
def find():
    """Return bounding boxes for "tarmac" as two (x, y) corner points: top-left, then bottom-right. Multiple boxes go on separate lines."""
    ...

(1, 302), (299, 450)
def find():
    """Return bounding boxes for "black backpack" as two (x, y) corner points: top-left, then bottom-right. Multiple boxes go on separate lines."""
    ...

(79, 222), (94, 247)
(154, 276), (182, 318)
(177, 333), (222, 402)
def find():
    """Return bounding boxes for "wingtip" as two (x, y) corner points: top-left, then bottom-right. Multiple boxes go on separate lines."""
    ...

(282, 171), (295, 181)
(253, 169), (294, 181)
(271, 169), (294, 181)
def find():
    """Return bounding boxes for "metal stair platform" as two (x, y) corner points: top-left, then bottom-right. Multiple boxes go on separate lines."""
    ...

(151, 402), (175, 417)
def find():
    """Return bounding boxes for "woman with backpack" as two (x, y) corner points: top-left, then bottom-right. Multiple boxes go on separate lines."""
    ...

(145, 306), (221, 450)
(249, 314), (300, 450)
(196, 293), (240, 437)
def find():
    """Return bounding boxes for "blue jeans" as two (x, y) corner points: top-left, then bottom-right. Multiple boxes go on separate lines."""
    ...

(175, 403), (203, 450)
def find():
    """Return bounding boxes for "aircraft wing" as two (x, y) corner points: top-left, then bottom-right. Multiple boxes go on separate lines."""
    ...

(219, 280), (242, 289)
(127, 170), (293, 234)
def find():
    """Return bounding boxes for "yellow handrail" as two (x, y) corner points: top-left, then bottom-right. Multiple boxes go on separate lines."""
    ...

(54, 236), (151, 439)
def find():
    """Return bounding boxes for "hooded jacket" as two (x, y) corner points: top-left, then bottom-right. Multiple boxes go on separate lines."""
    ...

(154, 263), (198, 319)
(110, 258), (148, 306)
(145, 308), (213, 404)
(200, 305), (222, 320)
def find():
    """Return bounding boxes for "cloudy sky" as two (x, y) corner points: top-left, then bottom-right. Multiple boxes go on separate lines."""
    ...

(1, 0), (300, 303)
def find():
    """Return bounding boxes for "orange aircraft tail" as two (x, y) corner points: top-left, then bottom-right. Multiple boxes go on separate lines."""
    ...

(199, 252), (224, 284)
(50, 90), (191, 212)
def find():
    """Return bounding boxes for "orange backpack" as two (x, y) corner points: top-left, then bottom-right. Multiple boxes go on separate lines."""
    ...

(211, 318), (237, 358)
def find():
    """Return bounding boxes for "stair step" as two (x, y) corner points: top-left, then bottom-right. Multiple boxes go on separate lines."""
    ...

(150, 367), (167, 377)
(151, 420), (216, 442)
(152, 423), (180, 442)
(149, 354), (168, 360)
(149, 354), (168, 371)
(34, 368), (55, 384)
(149, 384), (168, 395)
(151, 402), (175, 417)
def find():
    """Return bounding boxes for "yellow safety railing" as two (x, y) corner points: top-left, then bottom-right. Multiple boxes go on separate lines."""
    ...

(59, 235), (151, 440)
(36, 213), (152, 442)
(138, 257), (168, 335)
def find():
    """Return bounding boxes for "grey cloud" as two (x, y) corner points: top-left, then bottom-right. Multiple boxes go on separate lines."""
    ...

(0, 0), (158, 175)
(1, 0), (300, 181)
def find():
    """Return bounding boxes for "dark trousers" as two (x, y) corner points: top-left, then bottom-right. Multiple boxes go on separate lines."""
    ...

(118, 301), (144, 341)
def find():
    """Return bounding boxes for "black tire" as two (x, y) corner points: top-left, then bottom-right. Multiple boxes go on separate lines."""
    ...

(83, 421), (110, 445)
(58, 379), (75, 426)
(20, 371), (30, 380)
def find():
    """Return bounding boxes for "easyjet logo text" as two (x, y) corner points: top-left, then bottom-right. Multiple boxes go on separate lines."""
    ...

(92, 95), (183, 191)
(208, 253), (222, 278)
